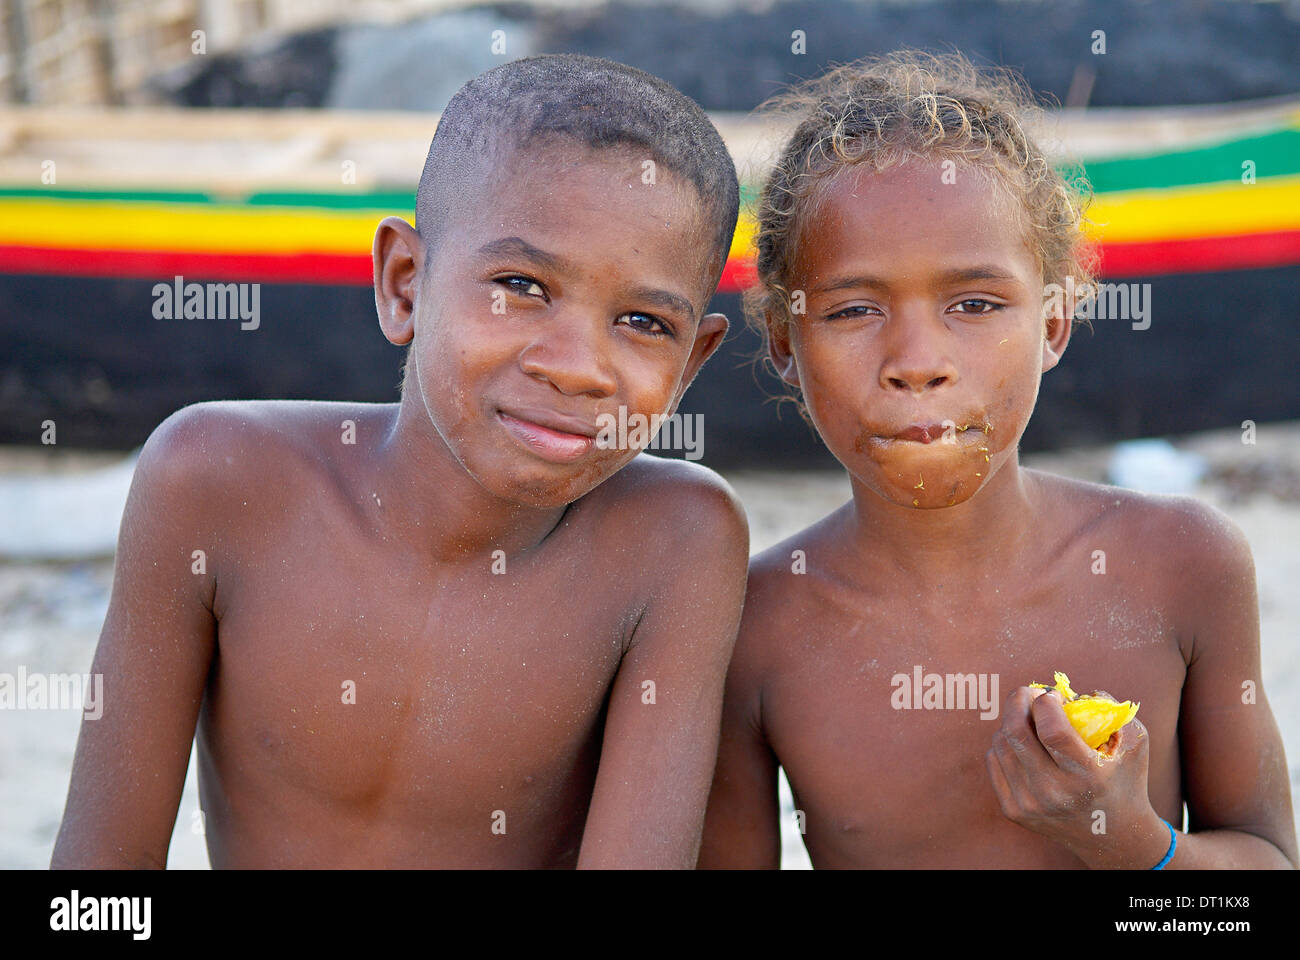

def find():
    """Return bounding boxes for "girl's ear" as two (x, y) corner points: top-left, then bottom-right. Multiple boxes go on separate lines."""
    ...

(767, 313), (801, 387)
(1041, 278), (1075, 374)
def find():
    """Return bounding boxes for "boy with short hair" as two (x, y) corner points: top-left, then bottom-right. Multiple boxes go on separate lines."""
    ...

(53, 53), (748, 869)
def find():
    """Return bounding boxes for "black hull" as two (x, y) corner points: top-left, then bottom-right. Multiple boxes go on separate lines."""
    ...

(3, 267), (1297, 467)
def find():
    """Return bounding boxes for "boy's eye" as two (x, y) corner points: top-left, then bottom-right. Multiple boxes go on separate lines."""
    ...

(497, 275), (547, 299)
(952, 298), (1002, 315)
(615, 312), (673, 338)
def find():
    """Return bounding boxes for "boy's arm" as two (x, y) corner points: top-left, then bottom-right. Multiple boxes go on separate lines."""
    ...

(696, 635), (781, 869)
(51, 408), (221, 868)
(576, 472), (748, 869)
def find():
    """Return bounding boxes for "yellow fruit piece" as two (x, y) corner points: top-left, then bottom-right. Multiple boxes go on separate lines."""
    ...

(1030, 671), (1077, 700)
(1030, 671), (1139, 750)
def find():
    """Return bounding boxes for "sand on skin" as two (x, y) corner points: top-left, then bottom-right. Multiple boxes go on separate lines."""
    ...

(2, 423), (1297, 869)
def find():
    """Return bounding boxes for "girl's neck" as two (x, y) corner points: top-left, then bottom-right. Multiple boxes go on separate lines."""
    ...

(844, 453), (1043, 586)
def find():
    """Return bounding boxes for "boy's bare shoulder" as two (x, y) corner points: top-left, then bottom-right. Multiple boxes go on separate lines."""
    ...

(134, 399), (389, 524)
(143, 398), (382, 468)
(583, 454), (749, 560)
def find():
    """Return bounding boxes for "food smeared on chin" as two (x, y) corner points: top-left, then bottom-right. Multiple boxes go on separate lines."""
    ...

(1030, 671), (1140, 752)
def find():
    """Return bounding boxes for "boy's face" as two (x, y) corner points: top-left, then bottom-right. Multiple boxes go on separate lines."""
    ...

(377, 141), (728, 508)
(772, 159), (1070, 509)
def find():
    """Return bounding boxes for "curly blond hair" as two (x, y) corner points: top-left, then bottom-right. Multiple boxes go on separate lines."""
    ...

(746, 50), (1097, 360)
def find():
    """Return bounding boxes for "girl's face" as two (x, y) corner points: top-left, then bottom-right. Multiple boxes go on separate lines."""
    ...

(770, 159), (1070, 509)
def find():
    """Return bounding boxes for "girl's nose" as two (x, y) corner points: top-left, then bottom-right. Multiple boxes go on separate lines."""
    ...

(878, 313), (959, 393)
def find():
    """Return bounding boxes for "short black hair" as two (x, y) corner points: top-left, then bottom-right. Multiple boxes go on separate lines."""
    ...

(415, 53), (739, 295)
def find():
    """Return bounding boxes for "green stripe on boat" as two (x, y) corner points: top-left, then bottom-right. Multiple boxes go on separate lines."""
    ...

(1081, 128), (1300, 193)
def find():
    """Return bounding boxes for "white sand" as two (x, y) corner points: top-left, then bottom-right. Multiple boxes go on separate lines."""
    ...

(1, 423), (1296, 868)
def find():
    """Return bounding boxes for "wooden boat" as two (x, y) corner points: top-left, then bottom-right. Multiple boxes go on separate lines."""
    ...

(2, 98), (1298, 464)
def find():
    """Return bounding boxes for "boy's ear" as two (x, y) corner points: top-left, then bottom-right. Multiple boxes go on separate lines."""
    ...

(374, 216), (424, 346)
(667, 312), (729, 412)
(1041, 287), (1074, 374)
(767, 314), (800, 387)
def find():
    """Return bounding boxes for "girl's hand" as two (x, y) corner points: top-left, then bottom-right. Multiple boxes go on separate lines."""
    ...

(986, 686), (1170, 869)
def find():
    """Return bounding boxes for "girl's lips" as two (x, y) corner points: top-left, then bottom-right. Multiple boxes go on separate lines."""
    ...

(497, 412), (595, 463)
(894, 424), (947, 443)
(880, 419), (991, 444)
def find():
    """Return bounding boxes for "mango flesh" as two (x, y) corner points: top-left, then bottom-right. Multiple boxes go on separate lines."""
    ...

(1030, 672), (1140, 750)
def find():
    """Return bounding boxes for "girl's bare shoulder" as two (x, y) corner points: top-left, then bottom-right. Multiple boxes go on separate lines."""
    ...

(1026, 468), (1254, 593)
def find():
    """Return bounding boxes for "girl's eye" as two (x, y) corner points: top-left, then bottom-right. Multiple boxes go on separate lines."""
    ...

(825, 304), (881, 321)
(498, 275), (546, 299)
(615, 312), (672, 338)
(952, 298), (1002, 315)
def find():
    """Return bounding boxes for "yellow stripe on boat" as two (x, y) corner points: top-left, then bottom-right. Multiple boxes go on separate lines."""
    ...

(4, 175), (1300, 256)
(1085, 175), (1300, 243)
(0, 199), (395, 254)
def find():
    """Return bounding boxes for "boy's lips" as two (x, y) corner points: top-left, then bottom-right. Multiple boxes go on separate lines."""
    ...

(496, 407), (597, 463)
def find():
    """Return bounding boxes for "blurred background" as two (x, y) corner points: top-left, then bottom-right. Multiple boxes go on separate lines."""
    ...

(0, 0), (1297, 869)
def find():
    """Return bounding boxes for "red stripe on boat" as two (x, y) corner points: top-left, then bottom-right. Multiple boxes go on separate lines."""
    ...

(1098, 230), (1300, 277)
(4, 230), (1300, 287)
(0, 246), (374, 285)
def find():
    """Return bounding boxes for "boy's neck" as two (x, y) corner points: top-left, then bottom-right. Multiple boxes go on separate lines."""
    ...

(845, 454), (1043, 587)
(368, 397), (571, 563)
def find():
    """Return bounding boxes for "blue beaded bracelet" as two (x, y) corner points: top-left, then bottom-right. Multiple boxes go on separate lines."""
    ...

(1151, 819), (1177, 870)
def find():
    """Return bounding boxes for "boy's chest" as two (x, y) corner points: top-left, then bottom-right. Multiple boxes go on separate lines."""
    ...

(205, 539), (632, 809)
(766, 580), (1188, 867)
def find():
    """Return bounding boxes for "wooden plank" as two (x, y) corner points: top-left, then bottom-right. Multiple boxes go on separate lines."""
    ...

(0, 96), (1296, 192)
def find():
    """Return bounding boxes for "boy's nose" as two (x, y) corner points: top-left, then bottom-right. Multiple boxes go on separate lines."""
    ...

(878, 317), (958, 393)
(517, 324), (618, 398)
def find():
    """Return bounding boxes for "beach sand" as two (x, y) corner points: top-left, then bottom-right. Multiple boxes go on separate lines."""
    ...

(2, 422), (1297, 869)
